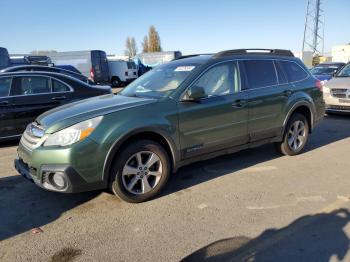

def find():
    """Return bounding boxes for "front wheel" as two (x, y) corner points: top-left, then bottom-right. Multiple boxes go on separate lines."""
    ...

(109, 140), (170, 203)
(276, 113), (309, 156)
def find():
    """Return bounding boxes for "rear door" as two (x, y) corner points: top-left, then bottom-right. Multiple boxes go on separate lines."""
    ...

(178, 61), (248, 158)
(11, 75), (55, 134)
(91, 51), (109, 83)
(241, 59), (291, 141)
(0, 77), (17, 138)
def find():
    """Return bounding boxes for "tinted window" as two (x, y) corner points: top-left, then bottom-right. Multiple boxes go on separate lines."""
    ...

(275, 61), (288, 84)
(52, 79), (70, 92)
(243, 60), (277, 89)
(192, 62), (239, 98)
(127, 62), (133, 69)
(280, 61), (308, 82)
(18, 76), (50, 95)
(0, 77), (11, 97)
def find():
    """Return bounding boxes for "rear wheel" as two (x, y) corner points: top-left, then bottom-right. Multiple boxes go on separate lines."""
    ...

(276, 113), (309, 156)
(109, 140), (170, 203)
(111, 77), (121, 87)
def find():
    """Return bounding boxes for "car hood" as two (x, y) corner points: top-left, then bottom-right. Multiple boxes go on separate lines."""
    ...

(37, 94), (157, 133)
(325, 77), (350, 89)
(314, 74), (332, 81)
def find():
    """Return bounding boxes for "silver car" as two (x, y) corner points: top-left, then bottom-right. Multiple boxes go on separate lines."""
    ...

(323, 62), (350, 113)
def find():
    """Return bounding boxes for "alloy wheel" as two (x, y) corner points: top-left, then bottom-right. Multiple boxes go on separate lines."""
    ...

(287, 120), (306, 151)
(121, 151), (163, 195)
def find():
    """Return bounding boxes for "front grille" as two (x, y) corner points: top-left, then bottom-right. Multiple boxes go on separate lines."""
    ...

(331, 88), (349, 99)
(20, 122), (46, 151)
(327, 105), (350, 111)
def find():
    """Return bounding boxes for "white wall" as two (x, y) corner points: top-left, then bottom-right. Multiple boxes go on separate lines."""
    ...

(332, 45), (350, 63)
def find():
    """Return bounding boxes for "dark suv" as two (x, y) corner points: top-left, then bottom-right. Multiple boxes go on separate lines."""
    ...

(15, 49), (325, 203)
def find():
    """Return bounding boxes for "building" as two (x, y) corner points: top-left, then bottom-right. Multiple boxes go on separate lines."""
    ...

(332, 44), (350, 63)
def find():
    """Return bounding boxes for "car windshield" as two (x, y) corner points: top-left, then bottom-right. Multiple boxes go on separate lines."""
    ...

(336, 63), (350, 77)
(120, 62), (198, 98)
(310, 66), (338, 75)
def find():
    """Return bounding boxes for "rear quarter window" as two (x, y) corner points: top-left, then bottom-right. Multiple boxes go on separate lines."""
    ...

(279, 61), (309, 83)
(243, 60), (278, 89)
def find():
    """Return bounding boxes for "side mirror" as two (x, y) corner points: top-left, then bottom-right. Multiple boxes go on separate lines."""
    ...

(186, 85), (205, 102)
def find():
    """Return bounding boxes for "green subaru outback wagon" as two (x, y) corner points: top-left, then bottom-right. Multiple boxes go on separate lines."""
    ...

(15, 49), (325, 203)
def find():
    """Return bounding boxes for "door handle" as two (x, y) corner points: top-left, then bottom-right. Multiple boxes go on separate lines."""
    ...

(282, 90), (293, 97)
(52, 96), (66, 101)
(232, 99), (247, 108)
(0, 101), (9, 106)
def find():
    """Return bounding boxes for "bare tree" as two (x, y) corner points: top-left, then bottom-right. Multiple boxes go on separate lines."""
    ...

(142, 36), (149, 53)
(124, 37), (138, 58)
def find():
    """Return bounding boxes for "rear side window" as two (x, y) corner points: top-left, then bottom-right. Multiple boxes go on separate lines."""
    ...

(0, 77), (11, 97)
(52, 79), (70, 92)
(243, 60), (278, 89)
(15, 76), (51, 95)
(279, 61), (308, 82)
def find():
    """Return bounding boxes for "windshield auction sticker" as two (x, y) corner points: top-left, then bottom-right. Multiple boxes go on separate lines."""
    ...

(174, 66), (196, 72)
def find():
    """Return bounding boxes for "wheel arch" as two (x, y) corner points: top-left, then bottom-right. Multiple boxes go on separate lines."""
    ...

(102, 128), (179, 184)
(283, 101), (314, 135)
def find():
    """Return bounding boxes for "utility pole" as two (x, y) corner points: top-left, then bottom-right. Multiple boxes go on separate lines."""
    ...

(302, 0), (325, 56)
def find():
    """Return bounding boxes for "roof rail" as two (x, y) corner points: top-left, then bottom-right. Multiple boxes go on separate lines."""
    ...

(172, 54), (212, 61)
(213, 49), (294, 58)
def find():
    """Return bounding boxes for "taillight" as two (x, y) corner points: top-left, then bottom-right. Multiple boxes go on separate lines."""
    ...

(125, 71), (128, 76)
(90, 68), (95, 79)
(315, 79), (323, 92)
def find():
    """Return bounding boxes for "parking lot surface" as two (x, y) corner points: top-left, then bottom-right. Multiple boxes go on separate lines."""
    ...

(1, 114), (350, 261)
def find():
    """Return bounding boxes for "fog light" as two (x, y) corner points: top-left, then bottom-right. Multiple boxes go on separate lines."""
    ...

(52, 172), (66, 189)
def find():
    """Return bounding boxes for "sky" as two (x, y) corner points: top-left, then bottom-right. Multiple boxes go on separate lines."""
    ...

(1, 0), (349, 55)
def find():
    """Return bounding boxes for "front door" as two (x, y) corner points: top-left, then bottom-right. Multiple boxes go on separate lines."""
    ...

(178, 61), (249, 159)
(0, 77), (17, 138)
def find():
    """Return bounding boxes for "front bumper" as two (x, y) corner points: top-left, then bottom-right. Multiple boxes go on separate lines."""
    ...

(14, 159), (97, 193)
(15, 137), (108, 193)
(324, 92), (350, 113)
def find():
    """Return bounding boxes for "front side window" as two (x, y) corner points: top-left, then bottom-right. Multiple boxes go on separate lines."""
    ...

(17, 76), (51, 95)
(243, 60), (278, 89)
(279, 61), (308, 82)
(121, 62), (199, 98)
(191, 62), (239, 98)
(0, 77), (11, 97)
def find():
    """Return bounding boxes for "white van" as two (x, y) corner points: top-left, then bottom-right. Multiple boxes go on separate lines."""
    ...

(108, 59), (138, 87)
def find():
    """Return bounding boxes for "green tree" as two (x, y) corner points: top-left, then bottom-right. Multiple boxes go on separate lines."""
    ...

(148, 26), (162, 52)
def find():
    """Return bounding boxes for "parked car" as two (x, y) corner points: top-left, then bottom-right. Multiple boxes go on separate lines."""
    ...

(0, 47), (10, 70)
(14, 49), (325, 203)
(0, 71), (111, 140)
(108, 59), (138, 87)
(48, 50), (110, 84)
(310, 62), (346, 82)
(323, 62), (350, 113)
(1, 65), (94, 84)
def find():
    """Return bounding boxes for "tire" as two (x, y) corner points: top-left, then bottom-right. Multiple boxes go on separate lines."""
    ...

(276, 113), (309, 156)
(109, 140), (170, 203)
(111, 77), (121, 87)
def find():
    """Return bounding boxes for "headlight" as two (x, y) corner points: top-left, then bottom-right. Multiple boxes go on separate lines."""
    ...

(320, 80), (328, 86)
(43, 116), (103, 147)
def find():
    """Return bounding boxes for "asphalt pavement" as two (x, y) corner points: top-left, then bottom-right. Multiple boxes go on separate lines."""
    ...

(1, 114), (350, 262)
